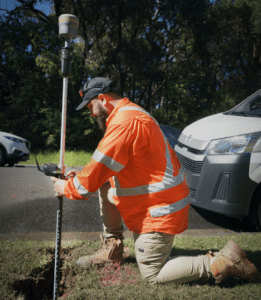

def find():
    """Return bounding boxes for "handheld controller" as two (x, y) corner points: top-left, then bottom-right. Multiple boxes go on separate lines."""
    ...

(34, 155), (62, 178)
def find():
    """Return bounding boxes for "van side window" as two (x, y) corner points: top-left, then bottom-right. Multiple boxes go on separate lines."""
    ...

(250, 95), (261, 111)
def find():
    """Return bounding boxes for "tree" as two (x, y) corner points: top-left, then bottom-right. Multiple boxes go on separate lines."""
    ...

(0, 2), (103, 151)
(2, 0), (260, 153)
(160, 0), (261, 129)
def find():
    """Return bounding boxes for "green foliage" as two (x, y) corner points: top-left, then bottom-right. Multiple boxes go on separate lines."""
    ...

(1, 0), (261, 153)
(22, 150), (93, 166)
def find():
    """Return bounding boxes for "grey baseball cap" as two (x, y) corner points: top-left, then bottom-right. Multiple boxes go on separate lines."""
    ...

(76, 77), (116, 110)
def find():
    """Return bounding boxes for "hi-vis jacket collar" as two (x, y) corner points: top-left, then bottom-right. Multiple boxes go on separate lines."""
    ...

(105, 98), (130, 127)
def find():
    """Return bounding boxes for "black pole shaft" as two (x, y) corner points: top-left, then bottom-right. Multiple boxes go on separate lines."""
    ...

(53, 196), (63, 300)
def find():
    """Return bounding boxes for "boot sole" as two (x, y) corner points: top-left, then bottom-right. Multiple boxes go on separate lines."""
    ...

(77, 256), (125, 267)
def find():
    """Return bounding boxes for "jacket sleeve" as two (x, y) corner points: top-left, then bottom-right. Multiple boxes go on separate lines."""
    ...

(64, 122), (148, 200)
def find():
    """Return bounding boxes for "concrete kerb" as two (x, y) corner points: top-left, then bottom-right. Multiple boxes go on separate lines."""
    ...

(0, 229), (260, 242)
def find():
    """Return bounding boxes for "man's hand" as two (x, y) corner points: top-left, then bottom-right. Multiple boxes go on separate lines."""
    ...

(65, 170), (79, 179)
(50, 177), (66, 197)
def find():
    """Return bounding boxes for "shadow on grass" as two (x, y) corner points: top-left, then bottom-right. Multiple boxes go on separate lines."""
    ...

(124, 255), (137, 264)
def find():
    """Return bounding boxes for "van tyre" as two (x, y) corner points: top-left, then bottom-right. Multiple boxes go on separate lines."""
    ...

(0, 147), (6, 166)
(250, 189), (261, 232)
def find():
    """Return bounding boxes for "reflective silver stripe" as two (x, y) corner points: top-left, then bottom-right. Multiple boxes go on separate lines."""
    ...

(112, 168), (184, 197)
(92, 149), (125, 172)
(112, 175), (121, 188)
(111, 106), (185, 197)
(73, 176), (94, 197)
(150, 195), (190, 218)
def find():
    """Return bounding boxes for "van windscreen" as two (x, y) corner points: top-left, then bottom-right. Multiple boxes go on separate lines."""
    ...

(227, 90), (261, 117)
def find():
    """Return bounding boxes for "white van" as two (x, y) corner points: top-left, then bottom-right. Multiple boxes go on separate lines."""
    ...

(174, 89), (261, 230)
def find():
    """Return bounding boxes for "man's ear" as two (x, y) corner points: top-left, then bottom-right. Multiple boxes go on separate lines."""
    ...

(98, 94), (107, 105)
(98, 94), (105, 100)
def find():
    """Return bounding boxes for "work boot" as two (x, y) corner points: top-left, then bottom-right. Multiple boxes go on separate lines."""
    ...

(206, 239), (261, 284)
(76, 234), (124, 267)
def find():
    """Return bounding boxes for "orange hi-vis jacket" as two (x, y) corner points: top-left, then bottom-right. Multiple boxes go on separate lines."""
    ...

(64, 98), (190, 235)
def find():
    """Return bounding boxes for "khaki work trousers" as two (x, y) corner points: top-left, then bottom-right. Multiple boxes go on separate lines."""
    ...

(98, 183), (213, 284)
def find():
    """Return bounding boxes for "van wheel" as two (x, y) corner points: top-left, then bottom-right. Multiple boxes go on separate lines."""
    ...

(249, 189), (261, 232)
(0, 147), (6, 166)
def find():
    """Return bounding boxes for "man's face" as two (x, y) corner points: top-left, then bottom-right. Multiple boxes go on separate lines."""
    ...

(87, 99), (108, 132)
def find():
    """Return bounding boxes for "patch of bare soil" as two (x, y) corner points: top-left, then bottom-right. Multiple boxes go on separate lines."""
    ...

(9, 247), (76, 300)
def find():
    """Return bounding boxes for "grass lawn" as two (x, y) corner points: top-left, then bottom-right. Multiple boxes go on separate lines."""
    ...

(20, 151), (93, 167)
(1, 234), (261, 299)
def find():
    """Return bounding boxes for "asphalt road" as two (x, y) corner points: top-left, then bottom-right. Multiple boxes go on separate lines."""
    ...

(0, 165), (258, 238)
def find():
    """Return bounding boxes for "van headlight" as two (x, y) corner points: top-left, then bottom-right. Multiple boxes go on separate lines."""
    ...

(204, 132), (261, 155)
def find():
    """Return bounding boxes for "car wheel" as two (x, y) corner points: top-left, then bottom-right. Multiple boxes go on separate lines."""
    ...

(249, 188), (261, 231)
(0, 147), (6, 166)
(8, 162), (14, 167)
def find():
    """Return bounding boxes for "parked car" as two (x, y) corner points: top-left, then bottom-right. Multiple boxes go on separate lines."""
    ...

(0, 132), (31, 166)
(174, 89), (261, 230)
